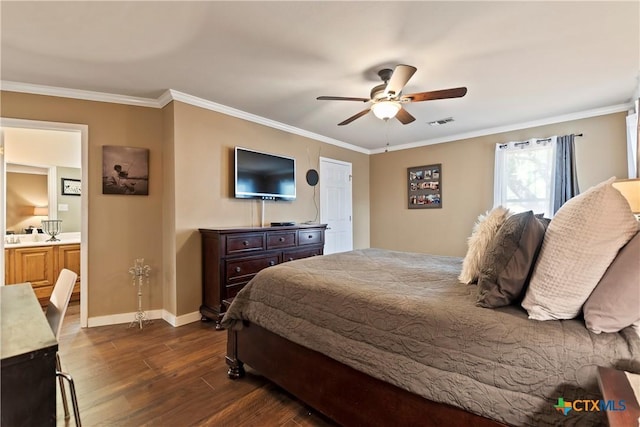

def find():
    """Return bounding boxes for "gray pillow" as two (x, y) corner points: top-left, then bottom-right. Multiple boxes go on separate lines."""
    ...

(534, 214), (551, 230)
(476, 211), (546, 308)
(583, 231), (640, 334)
(521, 177), (639, 320)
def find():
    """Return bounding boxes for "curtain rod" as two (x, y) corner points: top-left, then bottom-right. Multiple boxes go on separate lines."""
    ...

(513, 133), (584, 146)
(536, 133), (583, 142)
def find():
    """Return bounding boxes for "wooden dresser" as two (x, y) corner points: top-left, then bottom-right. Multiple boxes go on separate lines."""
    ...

(199, 224), (327, 328)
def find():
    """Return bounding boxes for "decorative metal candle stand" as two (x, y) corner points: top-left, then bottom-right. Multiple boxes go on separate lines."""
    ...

(41, 220), (62, 242)
(128, 258), (152, 329)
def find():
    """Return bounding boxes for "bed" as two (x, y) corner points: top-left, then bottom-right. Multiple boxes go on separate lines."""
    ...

(221, 248), (640, 427)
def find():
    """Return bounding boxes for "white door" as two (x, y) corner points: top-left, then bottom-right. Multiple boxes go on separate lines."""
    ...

(320, 157), (353, 254)
(0, 129), (4, 285)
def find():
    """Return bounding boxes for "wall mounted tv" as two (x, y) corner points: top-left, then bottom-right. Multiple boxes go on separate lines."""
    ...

(234, 147), (296, 201)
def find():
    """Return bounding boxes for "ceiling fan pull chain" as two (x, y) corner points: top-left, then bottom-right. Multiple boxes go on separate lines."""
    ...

(385, 120), (391, 152)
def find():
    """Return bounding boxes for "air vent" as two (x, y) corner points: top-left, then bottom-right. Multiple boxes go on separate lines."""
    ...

(428, 117), (454, 126)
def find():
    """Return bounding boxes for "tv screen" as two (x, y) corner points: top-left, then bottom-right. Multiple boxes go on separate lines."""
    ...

(234, 147), (296, 201)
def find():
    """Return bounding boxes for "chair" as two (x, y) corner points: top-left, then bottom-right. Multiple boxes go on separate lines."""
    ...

(45, 268), (81, 426)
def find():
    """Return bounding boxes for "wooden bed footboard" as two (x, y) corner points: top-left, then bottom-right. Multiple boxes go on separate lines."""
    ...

(226, 321), (506, 427)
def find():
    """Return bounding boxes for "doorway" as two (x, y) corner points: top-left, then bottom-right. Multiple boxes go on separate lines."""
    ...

(319, 157), (353, 254)
(1, 118), (89, 327)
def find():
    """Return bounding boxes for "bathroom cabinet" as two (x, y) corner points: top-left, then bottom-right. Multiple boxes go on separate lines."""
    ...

(5, 244), (81, 306)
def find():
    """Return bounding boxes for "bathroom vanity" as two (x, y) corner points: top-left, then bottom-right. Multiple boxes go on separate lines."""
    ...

(4, 233), (81, 306)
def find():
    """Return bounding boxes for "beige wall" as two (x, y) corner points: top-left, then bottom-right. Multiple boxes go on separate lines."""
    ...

(1, 91), (369, 320)
(57, 167), (82, 232)
(1, 91), (165, 317)
(6, 172), (48, 233)
(370, 112), (628, 257)
(3, 89), (624, 321)
(161, 102), (177, 317)
(168, 101), (370, 316)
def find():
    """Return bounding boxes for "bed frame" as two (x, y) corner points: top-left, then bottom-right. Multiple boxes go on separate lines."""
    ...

(226, 321), (506, 427)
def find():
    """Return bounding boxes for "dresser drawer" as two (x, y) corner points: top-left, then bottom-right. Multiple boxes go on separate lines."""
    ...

(226, 255), (279, 284)
(283, 246), (323, 262)
(226, 233), (265, 254)
(225, 283), (245, 300)
(298, 229), (323, 246)
(267, 231), (296, 249)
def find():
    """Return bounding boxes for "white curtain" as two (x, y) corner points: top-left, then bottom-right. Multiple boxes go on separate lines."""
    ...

(494, 137), (557, 218)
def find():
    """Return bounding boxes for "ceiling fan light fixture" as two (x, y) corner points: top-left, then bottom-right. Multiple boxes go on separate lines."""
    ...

(317, 64), (467, 126)
(371, 101), (401, 120)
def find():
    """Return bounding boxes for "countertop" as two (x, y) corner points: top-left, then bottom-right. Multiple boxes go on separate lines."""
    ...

(4, 232), (81, 248)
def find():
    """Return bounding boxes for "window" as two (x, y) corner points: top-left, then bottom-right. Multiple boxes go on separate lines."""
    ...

(494, 137), (556, 218)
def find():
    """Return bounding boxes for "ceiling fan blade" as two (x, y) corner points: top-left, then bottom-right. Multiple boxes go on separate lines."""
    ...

(403, 87), (468, 102)
(338, 108), (371, 126)
(317, 96), (369, 102)
(395, 107), (416, 125)
(384, 65), (417, 96)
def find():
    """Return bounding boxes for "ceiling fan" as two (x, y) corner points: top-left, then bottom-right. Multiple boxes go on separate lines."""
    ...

(317, 64), (467, 126)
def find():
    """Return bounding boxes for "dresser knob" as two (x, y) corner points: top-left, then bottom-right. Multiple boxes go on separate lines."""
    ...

(307, 235), (313, 239)
(269, 260), (276, 266)
(235, 267), (241, 273)
(279, 237), (285, 242)
(242, 241), (249, 246)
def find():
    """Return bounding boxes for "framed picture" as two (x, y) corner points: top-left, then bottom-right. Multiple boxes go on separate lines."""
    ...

(61, 178), (81, 196)
(102, 145), (150, 195)
(408, 164), (442, 209)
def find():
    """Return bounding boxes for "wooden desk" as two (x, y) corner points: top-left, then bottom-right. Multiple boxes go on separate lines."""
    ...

(1, 283), (58, 426)
(597, 366), (640, 427)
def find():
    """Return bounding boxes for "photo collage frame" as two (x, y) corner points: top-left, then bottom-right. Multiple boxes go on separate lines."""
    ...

(408, 164), (442, 209)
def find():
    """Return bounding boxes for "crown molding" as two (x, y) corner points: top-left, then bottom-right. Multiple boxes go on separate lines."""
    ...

(0, 81), (366, 154)
(1, 81), (162, 108)
(157, 89), (174, 108)
(370, 103), (633, 154)
(2, 80), (631, 156)
(166, 89), (369, 154)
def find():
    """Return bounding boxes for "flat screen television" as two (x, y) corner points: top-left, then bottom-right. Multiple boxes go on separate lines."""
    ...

(234, 147), (296, 201)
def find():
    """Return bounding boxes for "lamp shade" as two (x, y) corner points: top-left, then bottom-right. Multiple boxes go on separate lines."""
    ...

(32, 206), (49, 216)
(612, 179), (640, 213)
(371, 101), (401, 120)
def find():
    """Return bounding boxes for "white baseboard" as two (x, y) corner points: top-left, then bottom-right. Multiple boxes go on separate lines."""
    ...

(87, 309), (164, 327)
(87, 309), (202, 328)
(162, 310), (202, 327)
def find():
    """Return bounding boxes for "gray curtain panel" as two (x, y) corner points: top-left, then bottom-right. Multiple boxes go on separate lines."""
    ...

(553, 134), (579, 213)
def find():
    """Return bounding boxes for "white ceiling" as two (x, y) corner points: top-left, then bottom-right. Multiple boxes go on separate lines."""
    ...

(4, 127), (82, 169)
(1, 1), (638, 153)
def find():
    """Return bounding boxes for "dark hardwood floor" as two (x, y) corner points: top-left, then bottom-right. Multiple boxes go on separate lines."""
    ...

(56, 302), (337, 426)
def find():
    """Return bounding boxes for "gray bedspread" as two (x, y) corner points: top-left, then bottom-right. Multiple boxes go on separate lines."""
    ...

(221, 248), (640, 426)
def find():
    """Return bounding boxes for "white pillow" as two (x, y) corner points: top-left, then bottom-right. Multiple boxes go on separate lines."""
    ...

(521, 177), (639, 320)
(459, 206), (511, 284)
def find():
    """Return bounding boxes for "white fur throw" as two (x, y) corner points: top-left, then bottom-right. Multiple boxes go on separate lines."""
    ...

(522, 177), (639, 320)
(459, 206), (511, 284)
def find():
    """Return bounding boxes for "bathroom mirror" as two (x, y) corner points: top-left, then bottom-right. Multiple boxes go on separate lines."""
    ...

(5, 164), (81, 234)
(4, 127), (82, 235)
